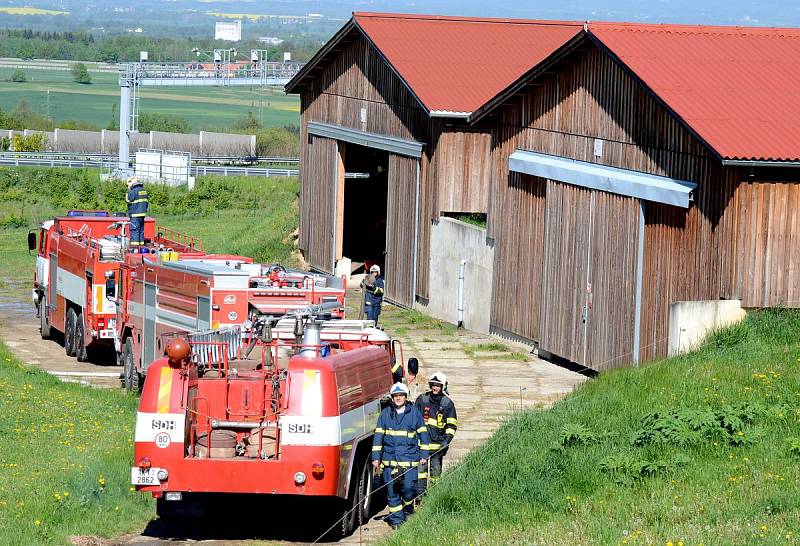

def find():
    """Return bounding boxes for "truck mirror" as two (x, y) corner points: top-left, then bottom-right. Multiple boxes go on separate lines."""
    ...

(407, 357), (419, 376)
(27, 231), (36, 251)
(105, 277), (116, 299)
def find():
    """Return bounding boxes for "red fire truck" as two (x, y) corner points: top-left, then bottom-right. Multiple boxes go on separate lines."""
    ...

(29, 211), (201, 361)
(132, 309), (415, 538)
(115, 257), (251, 390)
(31, 212), (347, 387)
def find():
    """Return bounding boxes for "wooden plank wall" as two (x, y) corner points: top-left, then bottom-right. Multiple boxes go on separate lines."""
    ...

(303, 135), (337, 273)
(433, 128), (492, 213)
(730, 181), (800, 308)
(538, 181), (592, 364)
(585, 191), (640, 370)
(489, 172), (546, 340)
(385, 154), (418, 307)
(488, 44), (737, 365)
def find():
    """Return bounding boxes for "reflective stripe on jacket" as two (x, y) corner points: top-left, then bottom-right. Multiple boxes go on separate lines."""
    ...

(372, 402), (429, 463)
(364, 276), (384, 306)
(126, 184), (149, 218)
(415, 392), (457, 449)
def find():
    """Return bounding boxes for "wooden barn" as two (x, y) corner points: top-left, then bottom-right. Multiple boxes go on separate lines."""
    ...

(477, 22), (800, 369)
(285, 13), (583, 313)
(289, 15), (800, 371)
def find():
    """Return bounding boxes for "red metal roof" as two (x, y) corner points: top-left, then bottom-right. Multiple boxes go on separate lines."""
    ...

(354, 13), (583, 115)
(590, 23), (800, 161)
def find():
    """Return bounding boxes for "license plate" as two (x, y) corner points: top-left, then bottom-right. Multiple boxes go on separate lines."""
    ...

(131, 467), (161, 486)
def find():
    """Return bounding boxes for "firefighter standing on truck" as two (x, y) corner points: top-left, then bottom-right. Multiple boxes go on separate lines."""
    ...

(415, 371), (457, 497)
(372, 382), (429, 529)
(126, 176), (149, 250)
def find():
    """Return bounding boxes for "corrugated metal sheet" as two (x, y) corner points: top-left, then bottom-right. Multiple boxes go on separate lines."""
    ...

(591, 23), (800, 161)
(354, 12), (583, 114)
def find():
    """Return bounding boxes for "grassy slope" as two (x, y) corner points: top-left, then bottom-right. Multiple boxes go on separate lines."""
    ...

(388, 311), (800, 545)
(0, 343), (153, 545)
(0, 66), (299, 130)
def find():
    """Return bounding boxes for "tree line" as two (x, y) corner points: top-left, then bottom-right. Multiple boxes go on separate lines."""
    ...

(0, 29), (321, 63)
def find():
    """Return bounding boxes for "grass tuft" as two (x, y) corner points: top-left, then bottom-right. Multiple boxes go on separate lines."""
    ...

(0, 343), (153, 544)
(386, 310), (800, 545)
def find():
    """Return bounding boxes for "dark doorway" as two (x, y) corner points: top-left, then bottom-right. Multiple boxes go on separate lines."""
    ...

(341, 142), (389, 272)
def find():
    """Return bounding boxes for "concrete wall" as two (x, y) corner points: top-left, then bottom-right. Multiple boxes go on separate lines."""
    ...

(53, 129), (102, 152)
(151, 131), (202, 156)
(2, 127), (256, 156)
(668, 300), (747, 356)
(419, 217), (494, 334)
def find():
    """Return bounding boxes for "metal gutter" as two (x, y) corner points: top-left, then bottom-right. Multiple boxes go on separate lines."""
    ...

(721, 159), (800, 167)
(509, 149), (696, 208)
(308, 121), (423, 158)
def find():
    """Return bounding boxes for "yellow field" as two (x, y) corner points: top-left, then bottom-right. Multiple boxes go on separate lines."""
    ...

(0, 6), (69, 15)
(207, 12), (317, 21)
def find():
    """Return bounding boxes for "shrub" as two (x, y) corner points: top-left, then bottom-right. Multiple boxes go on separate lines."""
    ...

(70, 62), (92, 84)
(10, 68), (26, 82)
(12, 132), (48, 152)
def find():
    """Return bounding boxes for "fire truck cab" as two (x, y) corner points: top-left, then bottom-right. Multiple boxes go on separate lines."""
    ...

(133, 314), (413, 538)
(31, 211), (156, 360)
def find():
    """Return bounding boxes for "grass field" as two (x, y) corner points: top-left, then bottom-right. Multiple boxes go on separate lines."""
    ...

(0, 342), (154, 545)
(0, 66), (300, 130)
(0, 7), (68, 15)
(388, 310), (800, 545)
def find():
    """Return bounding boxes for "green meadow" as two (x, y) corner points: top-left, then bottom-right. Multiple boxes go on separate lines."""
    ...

(0, 66), (299, 130)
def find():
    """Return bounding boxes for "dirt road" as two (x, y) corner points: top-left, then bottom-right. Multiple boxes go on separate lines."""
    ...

(0, 280), (587, 545)
(0, 297), (121, 388)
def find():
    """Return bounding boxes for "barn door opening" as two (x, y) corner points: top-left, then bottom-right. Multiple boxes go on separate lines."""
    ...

(339, 142), (389, 274)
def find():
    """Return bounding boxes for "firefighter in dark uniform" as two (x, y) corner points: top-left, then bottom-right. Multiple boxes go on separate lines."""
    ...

(372, 382), (429, 529)
(126, 177), (149, 250)
(361, 264), (385, 324)
(415, 371), (457, 496)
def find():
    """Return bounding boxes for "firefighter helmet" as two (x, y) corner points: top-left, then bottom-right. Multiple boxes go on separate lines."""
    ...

(389, 382), (409, 397)
(166, 338), (191, 365)
(429, 371), (447, 387)
(126, 176), (139, 187)
(370, 264), (381, 274)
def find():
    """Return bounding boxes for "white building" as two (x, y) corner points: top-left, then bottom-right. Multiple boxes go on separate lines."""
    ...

(258, 36), (284, 45)
(215, 20), (242, 42)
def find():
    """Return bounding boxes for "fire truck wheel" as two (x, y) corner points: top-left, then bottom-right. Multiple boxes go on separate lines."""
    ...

(357, 456), (374, 525)
(39, 295), (51, 340)
(123, 337), (140, 392)
(75, 311), (88, 362)
(64, 308), (78, 357)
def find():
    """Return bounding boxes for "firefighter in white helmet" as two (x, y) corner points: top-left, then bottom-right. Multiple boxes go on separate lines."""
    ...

(414, 371), (457, 497)
(372, 382), (429, 529)
(360, 264), (385, 325)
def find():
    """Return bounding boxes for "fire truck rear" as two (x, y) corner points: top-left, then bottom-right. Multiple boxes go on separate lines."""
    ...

(132, 310), (412, 538)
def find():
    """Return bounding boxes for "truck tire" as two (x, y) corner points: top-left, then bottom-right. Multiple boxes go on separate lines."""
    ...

(64, 308), (77, 357)
(357, 456), (375, 525)
(75, 310), (88, 362)
(39, 295), (51, 340)
(123, 337), (140, 392)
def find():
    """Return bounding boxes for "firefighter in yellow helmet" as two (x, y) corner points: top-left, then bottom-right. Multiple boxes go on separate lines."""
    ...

(414, 371), (457, 497)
